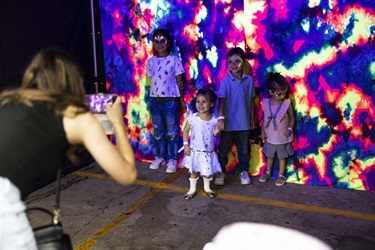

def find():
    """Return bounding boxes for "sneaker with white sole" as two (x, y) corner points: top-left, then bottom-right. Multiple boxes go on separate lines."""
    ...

(149, 157), (165, 170)
(240, 171), (251, 185)
(214, 172), (225, 186)
(166, 159), (177, 173)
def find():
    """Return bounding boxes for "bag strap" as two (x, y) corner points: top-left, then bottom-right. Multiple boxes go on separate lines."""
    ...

(53, 166), (62, 224)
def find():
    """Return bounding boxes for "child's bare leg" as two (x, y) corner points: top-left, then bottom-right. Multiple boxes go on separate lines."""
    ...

(276, 158), (287, 186)
(190, 172), (199, 179)
(278, 158), (286, 176)
(259, 157), (273, 182)
(266, 157), (274, 173)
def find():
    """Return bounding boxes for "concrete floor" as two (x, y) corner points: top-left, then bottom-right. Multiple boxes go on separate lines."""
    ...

(26, 160), (375, 250)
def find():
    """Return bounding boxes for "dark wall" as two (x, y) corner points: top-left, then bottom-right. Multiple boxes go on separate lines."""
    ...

(0, 0), (102, 185)
(0, 0), (105, 93)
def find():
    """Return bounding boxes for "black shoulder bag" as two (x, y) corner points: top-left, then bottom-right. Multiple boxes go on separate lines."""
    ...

(27, 166), (73, 250)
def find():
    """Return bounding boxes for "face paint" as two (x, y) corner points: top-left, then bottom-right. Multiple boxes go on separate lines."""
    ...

(153, 35), (168, 45)
(227, 56), (243, 67)
(274, 89), (287, 96)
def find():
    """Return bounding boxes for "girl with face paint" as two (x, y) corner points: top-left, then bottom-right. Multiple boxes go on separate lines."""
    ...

(259, 72), (295, 186)
(145, 28), (186, 173)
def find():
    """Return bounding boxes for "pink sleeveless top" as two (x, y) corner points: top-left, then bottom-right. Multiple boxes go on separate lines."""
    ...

(262, 98), (293, 145)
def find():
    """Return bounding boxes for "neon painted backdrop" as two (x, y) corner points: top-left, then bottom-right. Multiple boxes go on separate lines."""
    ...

(99, 0), (375, 191)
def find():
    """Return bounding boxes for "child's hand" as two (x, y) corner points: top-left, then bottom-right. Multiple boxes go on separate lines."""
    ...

(217, 119), (224, 131)
(179, 101), (187, 113)
(184, 146), (191, 156)
(176, 78), (184, 90)
(261, 133), (267, 142)
(250, 119), (255, 130)
(285, 129), (293, 137)
(213, 125), (221, 136)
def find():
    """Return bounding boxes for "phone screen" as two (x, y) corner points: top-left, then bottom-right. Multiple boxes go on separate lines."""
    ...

(87, 94), (117, 113)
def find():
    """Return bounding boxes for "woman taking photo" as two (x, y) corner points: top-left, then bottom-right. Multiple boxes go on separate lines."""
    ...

(0, 49), (137, 249)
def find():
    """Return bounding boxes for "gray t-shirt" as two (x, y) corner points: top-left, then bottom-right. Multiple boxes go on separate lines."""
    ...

(218, 72), (255, 131)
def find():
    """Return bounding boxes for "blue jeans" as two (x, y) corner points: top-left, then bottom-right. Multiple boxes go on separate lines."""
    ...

(149, 97), (179, 161)
(218, 130), (251, 173)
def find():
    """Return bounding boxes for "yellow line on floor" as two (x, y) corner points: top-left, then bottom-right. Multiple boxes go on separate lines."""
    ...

(73, 170), (375, 249)
(217, 192), (375, 221)
(73, 171), (375, 222)
(74, 170), (184, 250)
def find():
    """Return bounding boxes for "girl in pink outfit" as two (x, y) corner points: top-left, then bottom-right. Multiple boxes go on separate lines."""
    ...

(259, 72), (295, 186)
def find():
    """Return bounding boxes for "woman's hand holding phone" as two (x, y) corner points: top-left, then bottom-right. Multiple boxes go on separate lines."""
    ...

(105, 96), (124, 129)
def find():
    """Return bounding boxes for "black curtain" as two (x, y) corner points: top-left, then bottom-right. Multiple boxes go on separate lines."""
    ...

(0, 0), (105, 93)
(0, 0), (106, 189)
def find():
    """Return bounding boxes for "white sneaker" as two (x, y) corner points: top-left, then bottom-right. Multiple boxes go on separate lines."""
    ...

(149, 157), (165, 170)
(166, 159), (177, 173)
(214, 173), (225, 186)
(240, 171), (251, 185)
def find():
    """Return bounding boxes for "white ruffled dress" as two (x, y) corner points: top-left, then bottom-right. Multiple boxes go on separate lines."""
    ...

(180, 113), (222, 177)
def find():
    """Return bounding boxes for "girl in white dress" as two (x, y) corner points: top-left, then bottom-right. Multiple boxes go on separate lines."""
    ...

(181, 88), (221, 199)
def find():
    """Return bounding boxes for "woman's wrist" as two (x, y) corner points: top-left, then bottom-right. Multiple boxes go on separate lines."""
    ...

(112, 123), (128, 138)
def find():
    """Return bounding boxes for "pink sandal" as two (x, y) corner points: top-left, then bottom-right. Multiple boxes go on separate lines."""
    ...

(276, 175), (286, 186)
(259, 171), (271, 183)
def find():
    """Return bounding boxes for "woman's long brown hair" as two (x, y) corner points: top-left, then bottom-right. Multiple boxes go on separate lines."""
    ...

(0, 48), (91, 162)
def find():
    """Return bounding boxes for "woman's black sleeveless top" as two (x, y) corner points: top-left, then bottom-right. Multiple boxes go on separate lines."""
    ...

(0, 101), (69, 199)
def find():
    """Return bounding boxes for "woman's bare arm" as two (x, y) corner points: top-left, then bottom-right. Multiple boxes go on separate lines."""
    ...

(63, 98), (137, 185)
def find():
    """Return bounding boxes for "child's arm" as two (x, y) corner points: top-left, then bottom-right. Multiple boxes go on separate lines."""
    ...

(213, 124), (221, 136)
(261, 121), (267, 141)
(260, 113), (267, 142)
(176, 74), (184, 89)
(260, 105), (266, 142)
(176, 74), (187, 113)
(250, 97), (255, 129)
(286, 104), (295, 136)
(217, 98), (226, 131)
(182, 122), (191, 156)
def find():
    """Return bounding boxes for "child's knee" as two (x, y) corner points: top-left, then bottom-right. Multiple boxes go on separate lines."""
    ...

(166, 131), (177, 140)
(154, 134), (163, 140)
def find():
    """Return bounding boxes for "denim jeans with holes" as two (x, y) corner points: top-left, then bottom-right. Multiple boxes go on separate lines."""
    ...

(149, 97), (179, 161)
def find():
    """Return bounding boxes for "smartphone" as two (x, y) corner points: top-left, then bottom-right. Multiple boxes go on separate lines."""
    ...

(86, 94), (117, 113)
